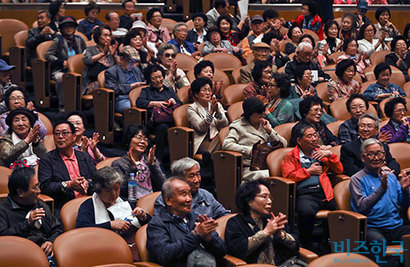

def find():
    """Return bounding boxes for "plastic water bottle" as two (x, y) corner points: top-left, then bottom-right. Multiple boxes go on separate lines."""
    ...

(128, 173), (137, 202)
(407, 129), (410, 143)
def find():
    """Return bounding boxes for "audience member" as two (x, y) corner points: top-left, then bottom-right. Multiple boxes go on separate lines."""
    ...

(380, 97), (410, 143)
(328, 59), (361, 102)
(262, 8), (280, 34)
(105, 11), (126, 41)
(216, 15), (249, 47)
(242, 15), (265, 57)
(262, 32), (290, 69)
(292, 0), (324, 39)
(243, 60), (273, 100)
(145, 8), (171, 49)
(225, 179), (298, 264)
(147, 177), (227, 266)
(123, 27), (151, 71)
(77, 1), (103, 40)
(385, 36), (410, 81)
(404, 23), (410, 47)
(119, 0), (138, 30)
(187, 12), (207, 47)
(339, 13), (357, 40)
(374, 7), (400, 40)
(298, 34), (326, 67)
(337, 38), (367, 79)
(282, 122), (342, 249)
(0, 60), (16, 114)
(0, 167), (63, 257)
(168, 23), (198, 58)
(354, 0), (372, 28)
(193, 60), (223, 100)
(317, 20), (342, 62)
(285, 25), (303, 55)
(48, 0), (65, 33)
(240, 42), (271, 84)
(206, 0), (230, 29)
(357, 23), (388, 57)
(38, 121), (96, 216)
(340, 113), (400, 176)
(201, 26), (242, 57)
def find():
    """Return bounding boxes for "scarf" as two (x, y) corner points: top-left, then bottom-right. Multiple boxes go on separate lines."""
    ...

(11, 132), (38, 168)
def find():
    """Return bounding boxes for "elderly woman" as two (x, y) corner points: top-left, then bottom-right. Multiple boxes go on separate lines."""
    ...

(0, 108), (46, 169)
(285, 25), (303, 55)
(156, 43), (190, 93)
(136, 64), (182, 163)
(380, 97), (410, 143)
(67, 111), (105, 165)
(265, 73), (294, 128)
(337, 38), (367, 79)
(225, 179), (298, 265)
(187, 12), (207, 46)
(216, 15), (249, 47)
(374, 7), (400, 41)
(262, 32), (289, 69)
(201, 26), (242, 58)
(223, 97), (287, 181)
(76, 167), (151, 260)
(82, 25), (117, 94)
(357, 23), (388, 58)
(328, 59), (361, 102)
(289, 65), (317, 100)
(145, 8), (171, 48)
(363, 63), (406, 102)
(243, 61), (272, 101)
(188, 78), (229, 155)
(317, 20), (342, 57)
(339, 13), (357, 41)
(112, 125), (166, 201)
(385, 36), (410, 82)
(0, 87), (47, 138)
(124, 29), (151, 71)
(48, 0), (65, 32)
(193, 60), (224, 101)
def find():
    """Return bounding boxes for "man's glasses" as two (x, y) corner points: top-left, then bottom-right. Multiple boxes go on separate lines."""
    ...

(53, 131), (72, 137)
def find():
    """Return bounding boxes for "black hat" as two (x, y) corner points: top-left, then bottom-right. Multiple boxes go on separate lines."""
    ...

(242, 97), (265, 118)
(59, 16), (78, 30)
(6, 107), (38, 129)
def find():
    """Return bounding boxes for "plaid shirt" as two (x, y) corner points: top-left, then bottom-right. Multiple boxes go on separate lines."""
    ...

(338, 118), (358, 144)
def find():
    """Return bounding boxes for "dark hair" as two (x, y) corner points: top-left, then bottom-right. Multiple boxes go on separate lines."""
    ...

(342, 38), (356, 52)
(299, 96), (323, 119)
(206, 26), (221, 42)
(6, 108), (38, 133)
(391, 35), (407, 52)
(37, 9), (51, 19)
(251, 61), (271, 83)
(144, 64), (166, 84)
(66, 111), (88, 127)
(335, 59), (356, 80)
(324, 20), (340, 37)
(288, 24), (301, 40)
(262, 8), (279, 21)
(4, 86), (29, 109)
(194, 60), (214, 78)
(299, 34), (315, 47)
(346, 94), (369, 113)
(292, 121), (315, 141)
(375, 6), (390, 22)
(404, 23), (410, 40)
(341, 13), (355, 25)
(48, 0), (64, 20)
(8, 167), (36, 197)
(272, 73), (291, 98)
(124, 28), (142, 46)
(261, 31), (283, 46)
(214, 0), (228, 9)
(374, 62), (391, 80)
(302, 0), (318, 16)
(54, 121), (76, 134)
(235, 179), (270, 215)
(357, 23), (376, 40)
(125, 124), (150, 148)
(122, 0), (135, 9)
(294, 65), (311, 83)
(192, 12), (208, 25)
(92, 25), (111, 44)
(191, 77), (213, 97)
(384, 97), (407, 118)
(146, 8), (163, 23)
(84, 1), (100, 16)
(216, 15), (232, 31)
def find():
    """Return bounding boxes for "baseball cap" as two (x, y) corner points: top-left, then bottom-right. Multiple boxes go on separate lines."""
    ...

(0, 59), (15, 71)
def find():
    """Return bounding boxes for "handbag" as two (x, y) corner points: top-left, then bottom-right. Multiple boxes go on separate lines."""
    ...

(250, 140), (284, 171)
(151, 103), (180, 123)
(279, 256), (307, 267)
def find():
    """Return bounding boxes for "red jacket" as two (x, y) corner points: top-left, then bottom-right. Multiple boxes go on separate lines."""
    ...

(293, 14), (324, 40)
(281, 146), (343, 201)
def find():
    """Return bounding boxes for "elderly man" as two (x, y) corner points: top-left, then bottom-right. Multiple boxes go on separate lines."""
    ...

(0, 167), (63, 257)
(147, 177), (227, 267)
(284, 42), (330, 85)
(350, 138), (410, 265)
(205, 0), (229, 29)
(240, 42), (274, 84)
(106, 11), (127, 41)
(26, 10), (56, 67)
(241, 15), (266, 58)
(38, 121), (96, 216)
(167, 22), (199, 58)
(340, 113), (400, 177)
(282, 121), (343, 250)
(0, 60), (16, 114)
(154, 157), (230, 219)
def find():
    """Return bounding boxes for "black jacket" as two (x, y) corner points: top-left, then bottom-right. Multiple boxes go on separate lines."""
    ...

(284, 57), (331, 85)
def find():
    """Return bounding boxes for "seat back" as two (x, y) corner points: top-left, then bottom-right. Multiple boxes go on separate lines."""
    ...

(231, 67), (241, 84)
(327, 120), (344, 137)
(0, 236), (49, 267)
(227, 101), (243, 122)
(403, 81), (410, 97)
(267, 147), (294, 177)
(135, 224), (150, 262)
(14, 29), (28, 47)
(96, 157), (121, 169)
(328, 51), (344, 63)
(60, 196), (92, 231)
(403, 234), (410, 267)
(161, 18), (177, 33)
(245, 53), (254, 65)
(302, 29), (319, 43)
(35, 40), (52, 60)
(388, 143), (410, 170)
(330, 98), (377, 121)
(333, 179), (351, 211)
(98, 70), (106, 88)
(202, 53), (242, 71)
(43, 135), (56, 152)
(364, 65), (405, 87)
(67, 53), (85, 74)
(0, 167), (12, 198)
(37, 112), (53, 135)
(173, 104), (190, 127)
(329, 145), (342, 160)
(279, 39), (292, 53)
(128, 86), (145, 107)
(308, 252), (377, 267)
(215, 214), (237, 241)
(369, 50), (390, 66)
(75, 31), (88, 42)
(186, 19), (194, 30)
(136, 191), (161, 217)
(316, 82), (330, 103)
(54, 227), (133, 267)
(177, 85), (191, 104)
(186, 68), (230, 89)
(222, 84), (246, 106)
(175, 53), (197, 72)
(273, 122), (297, 145)
(0, 19), (28, 55)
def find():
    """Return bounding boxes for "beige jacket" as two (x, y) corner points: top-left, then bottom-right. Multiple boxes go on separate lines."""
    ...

(187, 101), (229, 154)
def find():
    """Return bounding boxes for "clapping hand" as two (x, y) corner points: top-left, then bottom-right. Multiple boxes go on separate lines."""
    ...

(195, 214), (218, 242)
(378, 130), (392, 143)
(24, 124), (41, 144)
(264, 212), (287, 236)
(147, 145), (156, 165)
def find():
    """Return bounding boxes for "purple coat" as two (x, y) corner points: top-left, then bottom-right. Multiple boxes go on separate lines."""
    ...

(380, 119), (410, 143)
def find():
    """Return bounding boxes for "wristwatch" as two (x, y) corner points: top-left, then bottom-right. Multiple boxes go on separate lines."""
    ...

(61, 181), (69, 191)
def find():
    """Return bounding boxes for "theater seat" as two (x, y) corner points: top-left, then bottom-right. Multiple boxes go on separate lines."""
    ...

(136, 191), (161, 217)
(369, 50), (390, 66)
(60, 196), (92, 231)
(135, 225), (161, 266)
(9, 29), (28, 86)
(330, 98), (377, 121)
(308, 252), (377, 266)
(186, 68), (230, 90)
(32, 41), (53, 109)
(96, 157), (121, 169)
(222, 84), (246, 106)
(202, 53), (242, 72)
(273, 122), (297, 145)
(0, 236), (49, 267)
(227, 101), (244, 122)
(0, 18), (28, 57)
(175, 53), (197, 73)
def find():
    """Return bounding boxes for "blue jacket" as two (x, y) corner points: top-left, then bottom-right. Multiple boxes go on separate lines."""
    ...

(147, 208), (226, 266)
(167, 39), (196, 54)
(153, 188), (230, 219)
(105, 64), (145, 96)
(363, 82), (406, 102)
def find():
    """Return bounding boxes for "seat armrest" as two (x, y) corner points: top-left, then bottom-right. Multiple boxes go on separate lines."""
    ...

(32, 58), (51, 108)
(38, 194), (54, 214)
(168, 126), (194, 163)
(63, 72), (83, 112)
(123, 107), (148, 129)
(9, 46), (26, 86)
(93, 88), (115, 144)
(299, 247), (318, 263)
(221, 255), (247, 267)
(133, 262), (162, 267)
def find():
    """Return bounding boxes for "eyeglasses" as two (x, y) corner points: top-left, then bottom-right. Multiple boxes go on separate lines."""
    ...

(200, 88), (213, 93)
(393, 108), (407, 113)
(358, 123), (375, 130)
(30, 183), (41, 191)
(350, 105), (366, 111)
(304, 74), (314, 78)
(134, 134), (149, 143)
(309, 107), (322, 113)
(53, 131), (73, 137)
(364, 151), (385, 159)
(256, 193), (271, 200)
(10, 96), (24, 102)
(164, 53), (176, 58)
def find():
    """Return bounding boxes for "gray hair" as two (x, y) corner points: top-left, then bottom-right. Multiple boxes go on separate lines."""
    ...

(92, 167), (124, 194)
(173, 22), (188, 33)
(171, 157), (200, 178)
(296, 41), (313, 53)
(161, 177), (187, 203)
(361, 138), (383, 154)
(358, 113), (379, 128)
(157, 43), (178, 58)
(38, 10), (51, 18)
